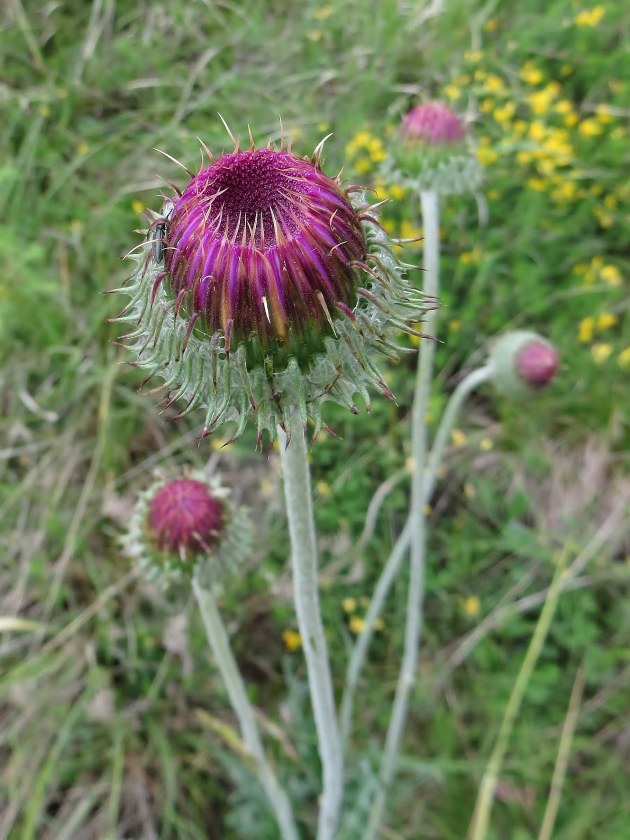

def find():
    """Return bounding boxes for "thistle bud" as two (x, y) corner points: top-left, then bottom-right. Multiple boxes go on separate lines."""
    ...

(115, 126), (424, 445)
(490, 331), (558, 398)
(387, 101), (483, 195)
(124, 471), (250, 589)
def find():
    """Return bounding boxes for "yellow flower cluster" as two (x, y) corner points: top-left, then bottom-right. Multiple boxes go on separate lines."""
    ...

(572, 258), (622, 286)
(574, 6), (605, 27)
(345, 129), (387, 174)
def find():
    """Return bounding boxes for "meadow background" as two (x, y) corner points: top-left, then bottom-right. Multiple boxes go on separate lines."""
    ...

(1, 0), (630, 838)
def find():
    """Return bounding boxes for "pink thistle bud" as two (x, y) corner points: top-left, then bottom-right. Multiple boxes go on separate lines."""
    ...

(401, 102), (466, 146)
(117, 125), (425, 444)
(387, 101), (482, 195)
(490, 331), (559, 398)
(515, 340), (559, 390)
(124, 471), (250, 588)
(146, 478), (226, 556)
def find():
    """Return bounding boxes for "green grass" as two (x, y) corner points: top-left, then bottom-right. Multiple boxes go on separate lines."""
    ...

(2, 0), (630, 838)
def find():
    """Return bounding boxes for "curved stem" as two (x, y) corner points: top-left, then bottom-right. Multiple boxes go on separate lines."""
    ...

(339, 364), (494, 746)
(278, 422), (343, 840)
(192, 577), (299, 840)
(366, 189), (439, 838)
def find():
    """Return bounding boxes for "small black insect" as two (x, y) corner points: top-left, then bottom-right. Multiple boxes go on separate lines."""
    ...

(152, 220), (169, 264)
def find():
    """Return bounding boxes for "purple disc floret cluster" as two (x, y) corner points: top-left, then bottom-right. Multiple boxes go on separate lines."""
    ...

(166, 148), (366, 351)
(401, 102), (465, 146)
(147, 477), (226, 556)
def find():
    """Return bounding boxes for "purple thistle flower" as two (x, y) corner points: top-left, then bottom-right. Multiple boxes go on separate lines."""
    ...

(116, 126), (424, 444)
(401, 102), (466, 146)
(166, 148), (366, 358)
(146, 478), (226, 556)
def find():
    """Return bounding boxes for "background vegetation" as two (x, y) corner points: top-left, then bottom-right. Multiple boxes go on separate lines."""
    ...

(1, 0), (629, 838)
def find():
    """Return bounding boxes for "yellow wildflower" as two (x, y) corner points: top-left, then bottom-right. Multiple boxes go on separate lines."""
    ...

(528, 120), (546, 141)
(461, 595), (481, 618)
(449, 319), (461, 332)
(554, 100), (574, 115)
(349, 616), (366, 635)
(564, 113), (579, 127)
(618, 347), (630, 369)
(390, 183), (405, 200)
(479, 438), (493, 451)
(480, 98), (494, 113)
(574, 6), (605, 27)
(484, 17), (499, 32)
(603, 194), (617, 209)
(77, 142), (89, 155)
(484, 74), (505, 93)
(342, 597), (357, 614)
(591, 343), (613, 364)
(354, 157), (372, 174)
(451, 428), (468, 446)
(560, 64), (573, 77)
(517, 151), (534, 166)
(527, 90), (553, 116)
(282, 629), (302, 652)
(39, 104), (51, 118)
(131, 200), (144, 214)
(313, 4), (334, 20)
(494, 102), (516, 123)
(464, 50), (483, 63)
(459, 246), (482, 265)
(444, 84), (461, 101)
(600, 265), (621, 286)
(316, 480), (331, 497)
(578, 317), (594, 343)
(519, 63), (543, 85)
(317, 121), (330, 132)
(476, 146), (498, 166)
(596, 313), (617, 330)
(595, 105), (614, 124)
(527, 178), (547, 191)
(594, 206), (613, 228)
(579, 118), (603, 137)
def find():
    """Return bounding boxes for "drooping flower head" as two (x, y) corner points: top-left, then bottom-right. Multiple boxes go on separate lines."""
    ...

(116, 125), (424, 444)
(124, 470), (250, 588)
(490, 331), (559, 398)
(388, 100), (483, 195)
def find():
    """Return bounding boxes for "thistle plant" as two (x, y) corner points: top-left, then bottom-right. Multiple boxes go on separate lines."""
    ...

(124, 470), (298, 840)
(116, 123), (423, 840)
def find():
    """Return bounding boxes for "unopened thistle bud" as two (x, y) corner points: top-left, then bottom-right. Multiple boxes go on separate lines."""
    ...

(387, 101), (483, 195)
(489, 331), (558, 398)
(115, 126), (424, 445)
(124, 471), (250, 589)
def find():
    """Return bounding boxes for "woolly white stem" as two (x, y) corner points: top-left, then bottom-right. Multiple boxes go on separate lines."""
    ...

(192, 577), (299, 840)
(278, 422), (343, 840)
(366, 189), (439, 837)
(339, 364), (494, 746)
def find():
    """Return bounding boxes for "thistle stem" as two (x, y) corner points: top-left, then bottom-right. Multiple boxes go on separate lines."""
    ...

(366, 189), (440, 838)
(278, 422), (343, 840)
(339, 364), (494, 746)
(192, 576), (299, 840)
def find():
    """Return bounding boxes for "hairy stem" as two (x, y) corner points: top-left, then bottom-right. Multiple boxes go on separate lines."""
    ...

(278, 422), (343, 840)
(340, 364), (494, 745)
(366, 189), (439, 838)
(192, 577), (299, 840)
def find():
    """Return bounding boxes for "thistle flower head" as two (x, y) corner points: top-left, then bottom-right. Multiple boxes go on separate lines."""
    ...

(490, 331), (559, 398)
(386, 100), (483, 195)
(116, 125), (424, 445)
(401, 102), (466, 146)
(124, 470), (250, 589)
